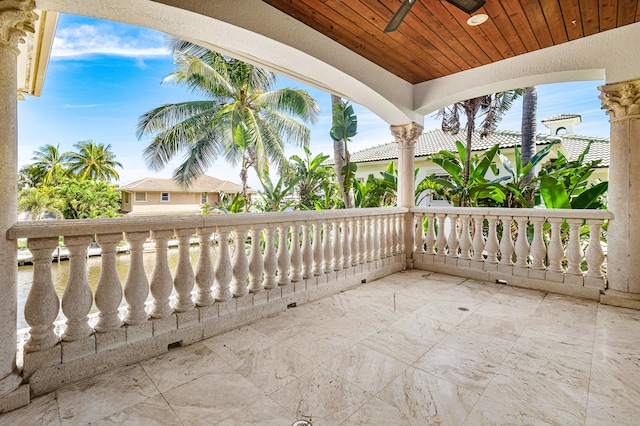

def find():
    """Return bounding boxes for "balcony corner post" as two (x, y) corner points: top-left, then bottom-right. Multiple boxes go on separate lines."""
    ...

(0, 0), (38, 412)
(390, 122), (423, 269)
(600, 78), (640, 308)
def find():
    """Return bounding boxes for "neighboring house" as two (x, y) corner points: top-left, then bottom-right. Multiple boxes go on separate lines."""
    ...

(117, 175), (251, 215)
(345, 115), (609, 206)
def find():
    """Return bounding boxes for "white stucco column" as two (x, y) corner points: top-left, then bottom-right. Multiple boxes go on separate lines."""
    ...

(391, 122), (423, 268)
(600, 78), (640, 309)
(0, 0), (37, 411)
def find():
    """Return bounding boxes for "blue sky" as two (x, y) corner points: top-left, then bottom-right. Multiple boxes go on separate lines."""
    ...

(18, 14), (610, 190)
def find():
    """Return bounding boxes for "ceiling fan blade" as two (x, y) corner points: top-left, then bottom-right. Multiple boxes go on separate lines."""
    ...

(445, 0), (486, 14)
(383, 0), (417, 33)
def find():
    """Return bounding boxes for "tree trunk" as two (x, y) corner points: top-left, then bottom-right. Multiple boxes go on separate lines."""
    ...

(240, 156), (249, 212)
(331, 94), (353, 208)
(521, 86), (537, 184)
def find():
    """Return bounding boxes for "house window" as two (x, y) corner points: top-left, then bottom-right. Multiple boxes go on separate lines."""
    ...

(134, 192), (147, 202)
(123, 192), (130, 203)
(161, 192), (170, 202)
(201, 192), (208, 204)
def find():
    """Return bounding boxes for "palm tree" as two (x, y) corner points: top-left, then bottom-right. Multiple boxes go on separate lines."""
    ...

(137, 40), (320, 204)
(287, 147), (333, 210)
(330, 96), (357, 208)
(30, 144), (70, 186)
(18, 188), (63, 220)
(67, 140), (123, 181)
(521, 86), (538, 183)
(437, 91), (521, 205)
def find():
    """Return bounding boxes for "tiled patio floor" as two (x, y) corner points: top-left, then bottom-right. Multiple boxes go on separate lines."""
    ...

(3, 270), (640, 425)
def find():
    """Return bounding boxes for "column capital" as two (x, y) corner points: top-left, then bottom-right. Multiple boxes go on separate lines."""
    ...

(390, 122), (423, 149)
(599, 78), (640, 122)
(0, 0), (37, 53)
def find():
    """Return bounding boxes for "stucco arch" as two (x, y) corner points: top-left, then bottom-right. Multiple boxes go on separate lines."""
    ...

(36, 0), (420, 125)
(414, 22), (640, 115)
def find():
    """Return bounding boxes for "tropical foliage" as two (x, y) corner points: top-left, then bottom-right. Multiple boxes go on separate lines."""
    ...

(330, 99), (358, 208)
(137, 39), (320, 204)
(67, 140), (123, 181)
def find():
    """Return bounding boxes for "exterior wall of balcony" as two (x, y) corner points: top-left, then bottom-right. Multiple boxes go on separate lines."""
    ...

(411, 207), (612, 301)
(7, 208), (407, 396)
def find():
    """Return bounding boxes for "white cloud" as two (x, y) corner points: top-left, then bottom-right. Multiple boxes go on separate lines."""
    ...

(51, 23), (171, 58)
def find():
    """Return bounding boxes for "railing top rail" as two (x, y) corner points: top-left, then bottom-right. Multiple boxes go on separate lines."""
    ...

(7, 207), (408, 239)
(410, 206), (613, 220)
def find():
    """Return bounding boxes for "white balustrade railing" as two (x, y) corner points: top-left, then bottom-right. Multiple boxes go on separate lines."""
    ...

(412, 206), (613, 290)
(9, 208), (406, 355)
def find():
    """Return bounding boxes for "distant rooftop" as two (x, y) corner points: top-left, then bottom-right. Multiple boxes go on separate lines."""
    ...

(338, 128), (609, 167)
(541, 113), (582, 122)
(117, 175), (253, 193)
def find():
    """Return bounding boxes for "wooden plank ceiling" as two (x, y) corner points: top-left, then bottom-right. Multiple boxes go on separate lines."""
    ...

(262, 0), (640, 84)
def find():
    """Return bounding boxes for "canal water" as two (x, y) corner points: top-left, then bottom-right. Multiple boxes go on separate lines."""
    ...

(17, 246), (208, 330)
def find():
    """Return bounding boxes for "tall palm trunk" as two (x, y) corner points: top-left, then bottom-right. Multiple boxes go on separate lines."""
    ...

(331, 94), (353, 208)
(521, 86), (537, 184)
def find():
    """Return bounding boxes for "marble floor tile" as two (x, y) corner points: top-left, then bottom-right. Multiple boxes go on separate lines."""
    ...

(438, 326), (514, 364)
(458, 311), (530, 342)
(56, 364), (159, 425)
(0, 392), (60, 426)
(140, 341), (228, 392)
(413, 299), (481, 325)
(474, 293), (542, 319)
(464, 366), (588, 425)
(280, 324), (357, 364)
(249, 309), (317, 343)
(217, 396), (296, 425)
(91, 394), (181, 425)
(202, 325), (277, 364)
(232, 344), (316, 394)
(389, 311), (455, 343)
(527, 299), (597, 342)
(322, 343), (409, 393)
(341, 397), (415, 426)
(360, 327), (435, 365)
(543, 292), (599, 312)
(269, 367), (371, 423)
(377, 366), (481, 425)
(413, 344), (498, 392)
(162, 371), (263, 425)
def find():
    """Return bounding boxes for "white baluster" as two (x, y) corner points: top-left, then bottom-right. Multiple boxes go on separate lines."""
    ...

(565, 219), (584, 275)
(173, 229), (195, 311)
(231, 227), (249, 297)
(263, 225), (277, 289)
(586, 219), (605, 278)
(381, 216), (388, 258)
(471, 215), (485, 262)
(302, 223), (313, 279)
(149, 230), (173, 318)
(458, 215), (472, 260)
(386, 215), (394, 257)
(24, 237), (60, 351)
(485, 216), (500, 264)
(435, 214), (447, 256)
(356, 218), (365, 264)
(214, 227), (233, 301)
(342, 219), (351, 268)
(248, 227), (264, 293)
(372, 216), (382, 260)
(365, 217), (374, 262)
(514, 217), (530, 268)
(323, 221), (333, 273)
(123, 232), (149, 325)
(277, 225), (291, 285)
(546, 218), (564, 273)
(350, 218), (359, 265)
(61, 235), (94, 340)
(447, 214), (459, 258)
(529, 217), (547, 270)
(392, 214), (400, 255)
(312, 222), (324, 275)
(499, 216), (515, 265)
(94, 233), (123, 332)
(290, 224), (303, 282)
(195, 227), (215, 306)
(333, 220), (343, 270)
(396, 214), (402, 253)
(425, 213), (436, 255)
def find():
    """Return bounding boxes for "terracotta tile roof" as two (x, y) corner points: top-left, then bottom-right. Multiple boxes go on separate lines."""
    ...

(117, 174), (253, 193)
(338, 129), (609, 167)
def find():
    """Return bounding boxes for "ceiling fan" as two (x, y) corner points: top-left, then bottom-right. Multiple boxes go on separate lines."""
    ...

(383, 0), (487, 32)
